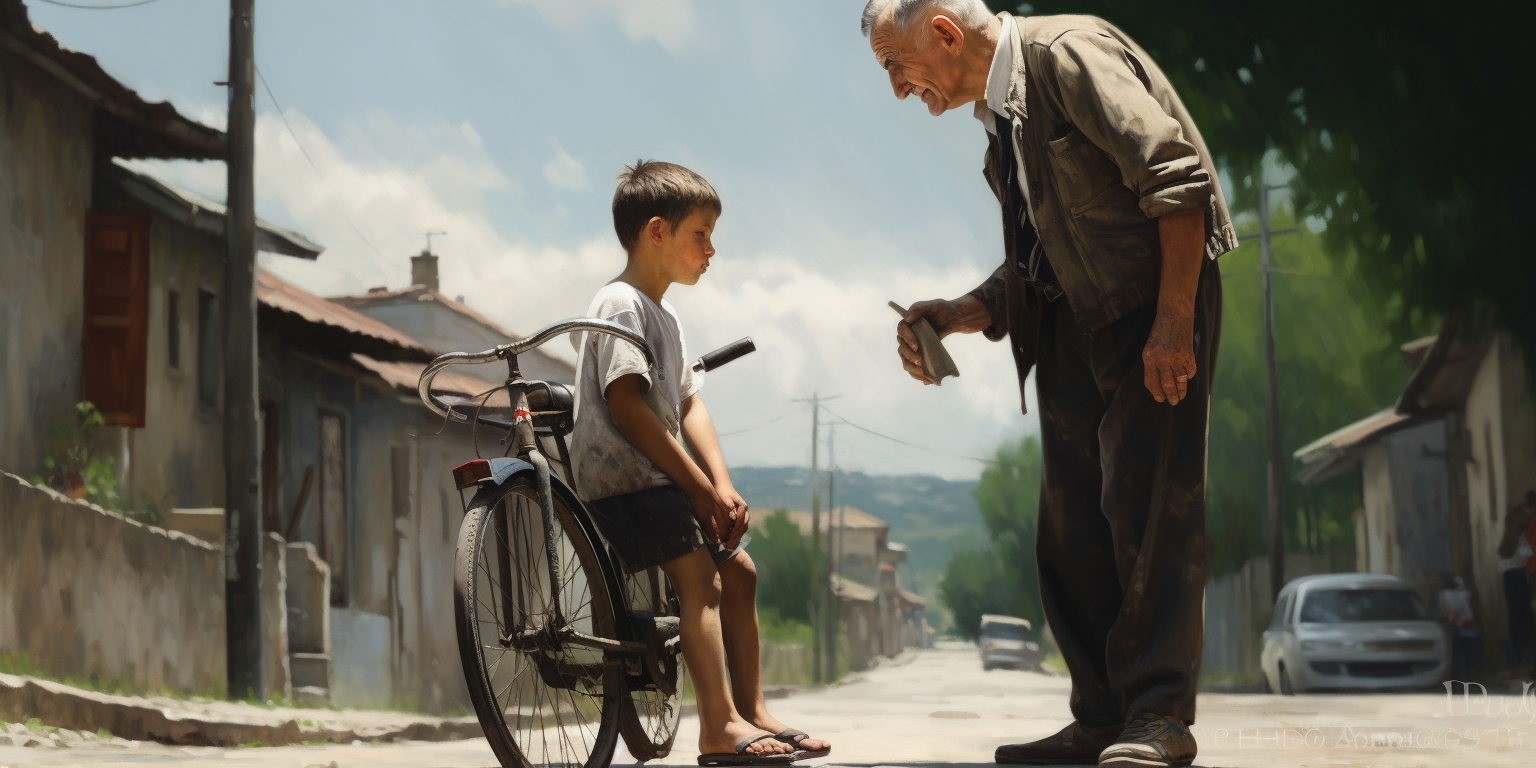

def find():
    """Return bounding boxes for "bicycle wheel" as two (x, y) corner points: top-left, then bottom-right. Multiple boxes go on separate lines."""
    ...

(454, 475), (622, 768)
(617, 566), (687, 759)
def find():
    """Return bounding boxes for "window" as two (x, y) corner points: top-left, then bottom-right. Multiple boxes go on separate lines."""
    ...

(1270, 592), (1291, 630)
(167, 289), (180, 369)
(197, 290), (220, 407)
(318, 412), (348, 606)
(1299, 589), (1428, 624)
(81, 211), (151, 426)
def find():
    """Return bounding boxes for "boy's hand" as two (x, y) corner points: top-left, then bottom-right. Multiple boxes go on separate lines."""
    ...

(717, 484), (750, 548)
(687, 485), (737, 544)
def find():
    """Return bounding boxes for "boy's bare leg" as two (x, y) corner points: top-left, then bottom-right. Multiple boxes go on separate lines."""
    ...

(661, 548), (792, 757)
(717, 552), (831, 752)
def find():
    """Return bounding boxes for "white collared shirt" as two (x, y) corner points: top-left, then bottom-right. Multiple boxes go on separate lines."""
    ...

(977, 13), (1035, 227)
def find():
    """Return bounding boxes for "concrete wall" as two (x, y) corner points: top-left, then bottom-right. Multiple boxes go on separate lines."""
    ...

(0, 472), (226, 696)
(1463, 334), (1536, 665)
(0, 46), (95, 478)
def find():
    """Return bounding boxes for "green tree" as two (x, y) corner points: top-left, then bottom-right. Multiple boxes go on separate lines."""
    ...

(989, 0), (1533, 361)
(939, 435), (1047, 639)
(752, 509), (815, 625)
(940, 548), (1013, 640)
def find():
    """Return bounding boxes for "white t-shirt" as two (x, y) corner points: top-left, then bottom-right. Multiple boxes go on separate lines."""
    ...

(570, 281), (700, 501)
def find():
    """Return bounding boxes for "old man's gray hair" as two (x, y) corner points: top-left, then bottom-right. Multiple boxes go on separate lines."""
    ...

(860, 0), (993, 37)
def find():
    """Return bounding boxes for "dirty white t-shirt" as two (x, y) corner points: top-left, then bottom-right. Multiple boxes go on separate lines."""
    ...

(570, 281), (701, 502)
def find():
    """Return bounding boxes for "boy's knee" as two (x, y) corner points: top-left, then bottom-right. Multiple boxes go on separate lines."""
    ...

(719, 552), (758, 596)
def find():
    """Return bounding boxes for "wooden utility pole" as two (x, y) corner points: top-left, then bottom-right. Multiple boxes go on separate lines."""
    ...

(823, 422), (838, 680)
(224, 0), (263, 700)
(807, 393), (822, 684)
(1259, 183), (1286, 602)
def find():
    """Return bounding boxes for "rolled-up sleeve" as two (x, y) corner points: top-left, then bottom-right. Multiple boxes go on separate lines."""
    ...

(966, 264), (1009, 341)
(1042, 31), (1211, 218)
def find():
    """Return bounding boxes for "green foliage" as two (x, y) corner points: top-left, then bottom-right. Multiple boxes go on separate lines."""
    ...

(992, 0), (1534, 365)
(30, 401), (162, 525)
(939, 435), (1047, 640)
(940, 548), (1013, 640)
(751, 509), (815, 625)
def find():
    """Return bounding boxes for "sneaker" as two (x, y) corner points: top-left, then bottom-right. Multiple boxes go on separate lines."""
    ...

(1098, 709), (1196, 767)
(995, 721), (1122, 765)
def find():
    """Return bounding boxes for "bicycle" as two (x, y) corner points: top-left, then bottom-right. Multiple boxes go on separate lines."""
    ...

(417, 317), (756, 768)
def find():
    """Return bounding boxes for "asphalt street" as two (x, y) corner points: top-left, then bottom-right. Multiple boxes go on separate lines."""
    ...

(3, 641), (1533, 767)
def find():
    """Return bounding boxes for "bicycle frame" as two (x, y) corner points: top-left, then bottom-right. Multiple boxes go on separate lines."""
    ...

(421, 318), (657, 658)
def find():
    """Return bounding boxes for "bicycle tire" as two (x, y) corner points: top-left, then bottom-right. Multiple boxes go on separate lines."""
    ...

(454, 474), (622, 768)
(617, 566), (687, 759)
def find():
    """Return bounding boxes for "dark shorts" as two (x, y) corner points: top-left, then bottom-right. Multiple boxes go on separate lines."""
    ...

(585, 484), (743, 574)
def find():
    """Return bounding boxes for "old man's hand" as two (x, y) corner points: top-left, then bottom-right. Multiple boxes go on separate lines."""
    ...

(1142, 311), (1196, 405)
(896, 295), (990, 385)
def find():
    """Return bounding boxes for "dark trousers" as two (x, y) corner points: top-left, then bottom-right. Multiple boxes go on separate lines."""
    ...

(1034, 257), (1220, 727)
(1503, 567), (1534, 668)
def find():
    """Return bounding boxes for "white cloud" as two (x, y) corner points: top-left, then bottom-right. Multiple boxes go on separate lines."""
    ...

(503, 0), (697, 55)
(129, 106), (1030, 479)
(541, 144), (588, 192)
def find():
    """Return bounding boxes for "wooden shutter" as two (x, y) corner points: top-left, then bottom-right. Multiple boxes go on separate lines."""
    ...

(81, 211), (152, 427)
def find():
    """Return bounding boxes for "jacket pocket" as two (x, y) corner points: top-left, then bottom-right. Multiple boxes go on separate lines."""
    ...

(1044, 128), (1122, 214)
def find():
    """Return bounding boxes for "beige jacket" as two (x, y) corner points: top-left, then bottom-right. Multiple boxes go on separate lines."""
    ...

(967, 14), (1237, 412)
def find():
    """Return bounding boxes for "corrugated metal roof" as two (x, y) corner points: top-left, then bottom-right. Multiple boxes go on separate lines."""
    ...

(257, 270), (433, 357)
(0, 0), (224, 160)
(1292, 408), (1420, 485)
(110, 161), (323, 259)
(784, 506), (887, 534)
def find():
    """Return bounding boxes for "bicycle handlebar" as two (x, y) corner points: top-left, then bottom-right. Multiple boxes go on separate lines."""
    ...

(693, 336), (755, 372)
(417, 317), (653, 421)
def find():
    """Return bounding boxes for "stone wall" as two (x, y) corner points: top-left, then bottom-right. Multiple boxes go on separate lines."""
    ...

(0, 472), (226, 695)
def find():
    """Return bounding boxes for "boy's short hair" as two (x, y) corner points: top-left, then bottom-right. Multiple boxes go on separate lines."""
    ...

(612, 160), (721, 252)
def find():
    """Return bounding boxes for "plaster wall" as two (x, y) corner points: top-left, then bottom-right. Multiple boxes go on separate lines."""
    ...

(0, 50), (94, 478)
(0, 472), (226, 695)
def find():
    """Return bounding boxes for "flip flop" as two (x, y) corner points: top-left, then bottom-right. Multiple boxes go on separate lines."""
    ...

(774, 728), (831, 759)
(697, 733), (802, 766)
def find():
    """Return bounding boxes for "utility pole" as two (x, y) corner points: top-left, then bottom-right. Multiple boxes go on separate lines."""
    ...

(823, 422), (838, 680)
(1257, 182), (1296, 602)
(224, 0), (263, 700)
(807, 393), (822, 683)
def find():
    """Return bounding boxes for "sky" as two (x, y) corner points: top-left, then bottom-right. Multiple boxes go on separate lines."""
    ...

(30, 0), (1037, 480)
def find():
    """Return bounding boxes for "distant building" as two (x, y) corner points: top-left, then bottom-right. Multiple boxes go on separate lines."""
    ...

(783, 507), (926, 669)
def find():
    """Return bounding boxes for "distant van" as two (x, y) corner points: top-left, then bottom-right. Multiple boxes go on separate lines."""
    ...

(978, 614), (1042, 671)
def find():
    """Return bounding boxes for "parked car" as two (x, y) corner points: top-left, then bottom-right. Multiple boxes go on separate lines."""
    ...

(979, 614), (1042, 671)
(1261, 573), (1449, 694)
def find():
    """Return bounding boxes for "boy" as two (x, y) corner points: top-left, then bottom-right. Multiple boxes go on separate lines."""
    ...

(569, 161), (831, 765)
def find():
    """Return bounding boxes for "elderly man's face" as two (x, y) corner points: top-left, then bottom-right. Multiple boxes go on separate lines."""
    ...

(869, 9), (969, 116)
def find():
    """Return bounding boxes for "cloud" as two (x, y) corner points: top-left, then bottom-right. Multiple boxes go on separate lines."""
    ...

(128, 106), (1029, 479)
(503, 0), (697, 55)
(541, 144), (589, 192)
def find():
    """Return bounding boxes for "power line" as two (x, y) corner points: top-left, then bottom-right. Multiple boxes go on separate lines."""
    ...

(716, 403), (807, 438)
(253, 65), (387, 260)
(37, 0), (161, 8)
(822, 405), (995, 465)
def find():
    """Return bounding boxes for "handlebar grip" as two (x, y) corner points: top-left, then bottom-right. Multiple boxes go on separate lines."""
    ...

(694, 337), (756, 372)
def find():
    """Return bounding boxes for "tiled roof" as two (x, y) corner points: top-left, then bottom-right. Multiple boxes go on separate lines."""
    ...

(257, 271), (433, 358)
(784, 506), (887, 534)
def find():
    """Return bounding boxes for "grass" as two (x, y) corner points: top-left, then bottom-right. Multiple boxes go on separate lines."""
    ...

(1040, 651), (1068, 677)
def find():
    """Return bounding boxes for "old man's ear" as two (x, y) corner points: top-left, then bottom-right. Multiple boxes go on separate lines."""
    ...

(929, 13), (967, 54)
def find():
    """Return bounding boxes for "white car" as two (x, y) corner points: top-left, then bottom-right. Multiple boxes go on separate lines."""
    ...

(979, 614), (1042, 671)
(1261, 573), (1449, 694)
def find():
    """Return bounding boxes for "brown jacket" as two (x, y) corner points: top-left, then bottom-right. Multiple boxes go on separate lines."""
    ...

(967, 14), (1238, 414)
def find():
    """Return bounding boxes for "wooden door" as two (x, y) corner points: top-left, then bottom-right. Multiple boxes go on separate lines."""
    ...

(81, 211), (151, 426)
(319, 412), (347, 606)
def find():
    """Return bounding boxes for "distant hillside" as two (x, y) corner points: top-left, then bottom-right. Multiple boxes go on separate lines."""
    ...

(728, 465), (988, 616)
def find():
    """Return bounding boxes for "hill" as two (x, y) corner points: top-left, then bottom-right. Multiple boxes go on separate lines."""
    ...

(727, 465), (988, 619)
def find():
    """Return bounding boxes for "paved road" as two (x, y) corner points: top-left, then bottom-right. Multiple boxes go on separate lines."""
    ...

(4, 642), (1534, 767)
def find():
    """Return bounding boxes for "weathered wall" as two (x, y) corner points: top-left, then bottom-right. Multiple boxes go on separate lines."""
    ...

(0, 47), (94, 478)
(0, 472), (226, 695)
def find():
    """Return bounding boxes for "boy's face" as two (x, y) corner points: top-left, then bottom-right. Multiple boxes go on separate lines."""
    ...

(651, 208), (718, 286)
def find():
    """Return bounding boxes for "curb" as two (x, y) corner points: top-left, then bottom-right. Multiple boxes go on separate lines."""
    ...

(0, 673), (481, 747)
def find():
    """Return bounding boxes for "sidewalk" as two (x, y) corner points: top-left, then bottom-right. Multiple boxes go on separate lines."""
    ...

(0, 673), (480, 748)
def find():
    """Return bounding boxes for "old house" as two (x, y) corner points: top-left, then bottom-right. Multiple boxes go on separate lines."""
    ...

(785, 507), (926, 669)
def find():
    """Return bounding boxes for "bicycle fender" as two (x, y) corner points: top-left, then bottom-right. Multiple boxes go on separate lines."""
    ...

(463, 459), (633, 640)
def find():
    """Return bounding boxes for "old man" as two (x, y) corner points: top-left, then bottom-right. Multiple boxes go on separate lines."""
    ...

(863, 1), (1236, 766)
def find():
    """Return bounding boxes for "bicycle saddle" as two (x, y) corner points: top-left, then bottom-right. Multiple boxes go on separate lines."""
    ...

(527, 381), (574, 437)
